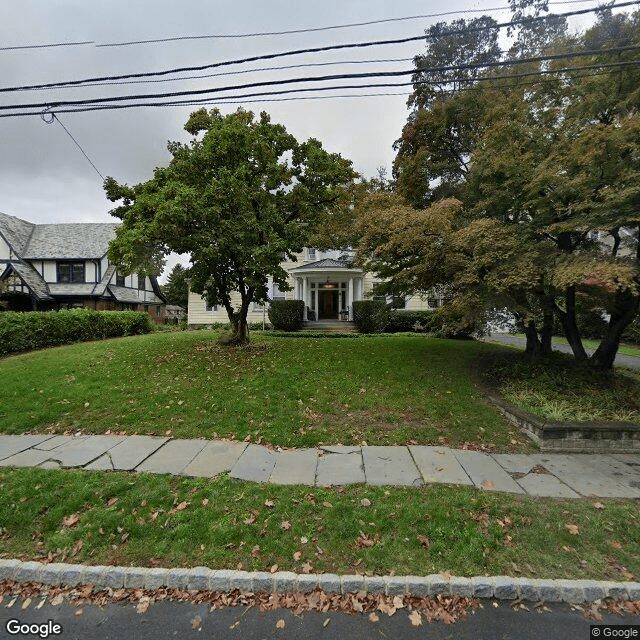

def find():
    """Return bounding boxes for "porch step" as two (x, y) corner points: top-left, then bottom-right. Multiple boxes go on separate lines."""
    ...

(301, 321), (357, 333)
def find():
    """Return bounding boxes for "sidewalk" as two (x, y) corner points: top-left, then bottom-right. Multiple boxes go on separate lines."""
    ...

(2, 433), (639, 498)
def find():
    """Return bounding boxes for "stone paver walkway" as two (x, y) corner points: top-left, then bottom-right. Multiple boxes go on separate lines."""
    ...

(1, 434), (639, 498)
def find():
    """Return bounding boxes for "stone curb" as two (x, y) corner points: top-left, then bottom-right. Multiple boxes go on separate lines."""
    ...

(1, 559), (639, 604)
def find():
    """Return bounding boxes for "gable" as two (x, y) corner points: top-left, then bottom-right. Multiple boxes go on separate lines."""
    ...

(0, 211), (35, 255)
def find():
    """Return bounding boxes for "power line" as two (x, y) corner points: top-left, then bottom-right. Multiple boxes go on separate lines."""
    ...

(0, 41), (93, 52)
(2, 1), (637, 94)
(93, 0), (598, 46)
(2, 43), (639, 113)
(0, 0), (600, 52)
(1, 58), (638, 119)
(41, 111), (104, 180)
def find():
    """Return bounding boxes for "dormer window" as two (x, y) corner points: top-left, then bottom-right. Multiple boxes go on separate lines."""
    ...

(57, 261), (85, 283)
(307, 248), (316, 260)
(116, 272), (125, 287)
(138, 274), (146, 290)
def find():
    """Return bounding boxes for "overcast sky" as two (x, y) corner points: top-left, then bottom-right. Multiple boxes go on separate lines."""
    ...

(0, 1), (603, 278)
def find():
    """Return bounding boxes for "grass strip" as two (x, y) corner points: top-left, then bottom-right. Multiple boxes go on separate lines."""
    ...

(1, 468), (638, 582)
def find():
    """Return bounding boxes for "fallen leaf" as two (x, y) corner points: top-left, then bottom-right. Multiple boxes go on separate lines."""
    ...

(21, 598), (31, 610)
(71, 539), (84, 556)
(323, 619), (331, 627)
(191, 615), (202, 630)
(107, 497), (119, 507)
(369, 612), (379, 622)
(281, 520), (291, 530)
(276, 619), (286, 629)
(202, 498), (209, 507)
(322, 501), (333, 508)
(301, 562), (313, 574)
(251, 545), (260, 558)
(356, 533), (375, 548)
(439, 571), (453, 580)
(593, 502), (605, 510)
(62, 513), (79, 528)
(293, 551), (302, 561)
(136, 597), (151, 614)
(264, 500), (275, 508)
(417, 535), (430, 548)
(300, 536), (308, 544)
(409, 610), (422, 626)
(481, 480), (495, 489)
(566, 523), (579, 535)
(50, 594), (64, 606)
(610, 541), (623, 549)
(175, 501), (188, 511)
(360, 499), (371, 507)
(75, 609), (83, 617)
(270, 564), (279, 573)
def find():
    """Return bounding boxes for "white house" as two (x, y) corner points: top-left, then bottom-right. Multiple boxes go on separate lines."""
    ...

(0, 211), (166, 319)
(187, 247), (444, 325)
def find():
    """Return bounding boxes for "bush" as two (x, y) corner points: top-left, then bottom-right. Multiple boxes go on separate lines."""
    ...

(430, 300), (485, 339)
(268, 300), (304, 331)
(384, 310), (435, 333)
(622, 315), (640, 345)
(352, 300), (389, 334)
(0, 309), (154, 357)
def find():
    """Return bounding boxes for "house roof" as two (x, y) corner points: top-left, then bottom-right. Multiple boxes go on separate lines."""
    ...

(0, 211), (35, 255)
(23, 223), (119, 259)
(289, 257), (363, 273)
(9, 260), (53, 300)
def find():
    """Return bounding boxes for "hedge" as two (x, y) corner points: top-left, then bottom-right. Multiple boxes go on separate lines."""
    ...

(268, 300), (305, 331)
(352, 300), (389, 334)
(384, 310), (435, 333)
(0, 309), (154, 357)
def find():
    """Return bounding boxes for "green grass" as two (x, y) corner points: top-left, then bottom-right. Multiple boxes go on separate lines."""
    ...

(483, 351), (640, 423)
(506, 333), (640, 358)
(1, 467), (638, 581)
(0, 331), (530, 451)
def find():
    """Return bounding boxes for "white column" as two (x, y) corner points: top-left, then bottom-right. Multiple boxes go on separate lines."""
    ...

(348, 277), (354, 320)
(302, 276), (308, 321)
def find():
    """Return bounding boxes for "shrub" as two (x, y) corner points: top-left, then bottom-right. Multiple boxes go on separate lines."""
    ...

(352, 300), (389, 334)
(430, 299), (485, 338)
(0, 309), (154, 357)
(622, 315), (640, 345)
(268, 300), (304, 331)
(384, 310), (435, 333)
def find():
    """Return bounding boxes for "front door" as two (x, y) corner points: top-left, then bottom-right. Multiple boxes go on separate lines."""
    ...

(318, 289), (339, 319)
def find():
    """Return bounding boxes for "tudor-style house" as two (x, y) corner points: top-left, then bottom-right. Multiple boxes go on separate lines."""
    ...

(0, 211), (166, 319)
(188, 247), (444, 325)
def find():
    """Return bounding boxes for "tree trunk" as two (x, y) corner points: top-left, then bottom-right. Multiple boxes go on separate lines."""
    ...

(228, 312), (250, 345)
(559, 286), (588, 361)
(540, 297), (555, 356)
(589, 290), (639, 371)
(524, 320), (542, 356)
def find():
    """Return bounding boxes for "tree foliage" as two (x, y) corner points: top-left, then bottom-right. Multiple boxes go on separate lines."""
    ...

(161, 263), (189, 309)
(359, 7), (640, 369)
(105, 108), (356, 344)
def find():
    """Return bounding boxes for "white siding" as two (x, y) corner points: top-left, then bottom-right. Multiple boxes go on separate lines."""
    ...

(187, 290), (271, 325)
(85, 261), (97, 283)
(43, 261), (57, 283)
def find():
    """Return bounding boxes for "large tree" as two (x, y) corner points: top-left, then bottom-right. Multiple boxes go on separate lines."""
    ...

(105, 108), (356, 344)
(161, 263), (189, 309)
(360, 8), (640, 369)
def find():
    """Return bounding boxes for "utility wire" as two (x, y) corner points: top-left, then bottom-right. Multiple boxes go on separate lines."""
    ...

(93, 0), (600, 46)
(13, 43), (640, 93)
(2, 58), (638, 119)
(2, 44), (639, 113)
(2, 1), (637, 94)
(0, 0), (601, 52)
(41, 111), (104, 180)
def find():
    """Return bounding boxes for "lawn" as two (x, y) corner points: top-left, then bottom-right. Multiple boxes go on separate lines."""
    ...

(0, 331), (530, 451)
(0, 467), (637, 582)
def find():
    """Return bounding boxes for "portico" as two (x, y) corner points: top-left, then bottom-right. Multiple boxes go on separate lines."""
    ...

(289, 258), (364, 321)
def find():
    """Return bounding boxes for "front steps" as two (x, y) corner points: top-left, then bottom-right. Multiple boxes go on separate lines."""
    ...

(301, 320), (357, 333)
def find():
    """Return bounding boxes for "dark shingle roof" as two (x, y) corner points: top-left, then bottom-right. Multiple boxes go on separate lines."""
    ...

(0, 211), (35, 254)
(23, 223), (118, 259)
(10, 260), (53, 300)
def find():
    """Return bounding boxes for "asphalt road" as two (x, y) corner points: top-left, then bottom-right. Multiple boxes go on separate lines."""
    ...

(2, 598), (639, 640)
(484, 334), (640, 370)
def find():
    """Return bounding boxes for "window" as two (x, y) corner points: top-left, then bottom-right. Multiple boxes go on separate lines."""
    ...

(58, 262), (85, 283)
(116, 272), (125, 287)
(307, 248), (316, 260)
(371, 282), (386, 302)
(206, 303), (218, 312)
(138, 274), (146, 290)
(272, 283), (286, 301)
